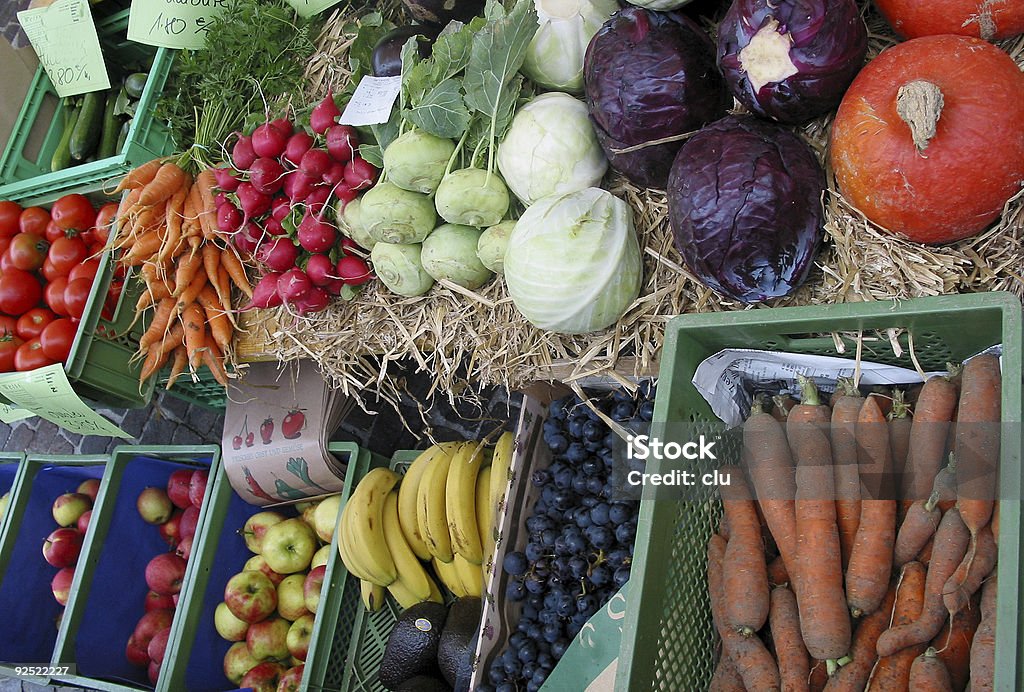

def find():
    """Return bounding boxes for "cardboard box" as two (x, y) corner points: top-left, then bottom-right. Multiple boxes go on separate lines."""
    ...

(0, 43), (39, 152)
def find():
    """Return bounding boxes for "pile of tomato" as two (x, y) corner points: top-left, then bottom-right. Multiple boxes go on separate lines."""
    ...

(0, 194), (122, 373)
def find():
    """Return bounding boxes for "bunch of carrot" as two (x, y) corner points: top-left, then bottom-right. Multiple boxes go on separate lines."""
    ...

(111, 158), (253, 388)
(708, 354), (1001, 692)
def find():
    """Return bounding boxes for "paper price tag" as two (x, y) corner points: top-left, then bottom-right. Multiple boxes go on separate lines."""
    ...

(285, 0), (342, 18)
(17, 0), (109, 98)
(0, 403), (35, 425)
(339, 75), (402, 127)
(127, 0), (231, 50)
(0, 364), (131, 439)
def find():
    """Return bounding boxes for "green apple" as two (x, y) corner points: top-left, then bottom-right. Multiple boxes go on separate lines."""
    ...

(241, 511), (286, 554)
(261, 519), (316, 574)
(214, 602), (250, 642)
(52, 492), (91, 527)
(224, 571), (277, 624)
(303, 565), (326, 614)
(276, 574), (310, 621)
(246, 616), (290, 661)
(286, 614), (315, 661)
(244, 554), (285, 586)
(300, 502), (320, 531)
(223, 641), (260, 685)
(310, 545), (331, 570)
(0, 491), (10, 523)
(312, 495), (342, 543)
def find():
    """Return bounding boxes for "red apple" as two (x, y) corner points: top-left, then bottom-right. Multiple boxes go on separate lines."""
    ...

(240, 661), (286, 692)
(286, 614), (314, 661)
(137, 487), (173, 524)
(134, 608), (174, 648)
(42, 528), (83, 568)
(144, 590), (176, 612)
(145, 553), (187, 595)
(241, 511), (286, 553)
(167, 469), (193, 509)
(303, 565), (326, 614)
(158, 510), (183, 547)
(76, 509), (92, 535)
(223, 641), (260, 684)
(214, 602), (250, 641)
(243, 555), (285, 585)
(76, 478), (100, 503)
(247, 616), (291, 661)
(51, 567), (75, 606)
(147, 627), (171, 665)
(172, 593), (180, 606)
(179, 505), (200, 541)
(277, 665), (305, 692)
(125, 635), (149, 667)
(52, 492), (91, 527)
(189, 469), (209, 508)
(224, 571), (277, 623)
(175, 534), (194, 561)
(147, 660), (161, 685)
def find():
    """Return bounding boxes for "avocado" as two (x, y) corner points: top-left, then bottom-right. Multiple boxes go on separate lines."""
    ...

(395, 675), (452, 691)
(437, 596), (482, 691)
(379, 601), (449, 690)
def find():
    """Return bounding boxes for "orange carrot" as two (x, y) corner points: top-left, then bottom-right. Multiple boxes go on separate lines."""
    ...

(902, 373), (959, 512)
(181, 303), (207, 368)
(722, 471), (769, 636)
(138, 298), (176, 354)
(138, 347), (166, 383)
(176, 268), (208, 314)
(831, 378), (863, 571)
(115, 159), (163, 192)
(942, 523), (996, 615)
(888, 390), (913, 499)
(204, 303), (232, 355)
(122, 230), (163, 264)
(788, 375), (849, 670)
(767, 554), (790, 587)
(173, 252), (203, 298)
(876, 509), (970, 657)
(868, 561), (928, 689)
(708, 534), (781, 691)
(954, 354), (1001, 553)
(931, 592), (980, 692)
(769, 585), (809, 691)
(908, 648), (953, 691)
(847, 395), (897, 619)
(932, 455), (958, 513)
(164, 345), (189, 391)
(969, 575), (995, 691)
(991, 501), (999, 542)
(139, 163), (188, 207)
(116, 186), (143, 224)
(708, 655), (745, 692)
(160, 186), (188, 262)
(220, 247), (253, 298)
(822, 581), (897, 692)
(202, 341), (229, 386)
(894, 491), (941, 568)
(195, 168), (218, 238)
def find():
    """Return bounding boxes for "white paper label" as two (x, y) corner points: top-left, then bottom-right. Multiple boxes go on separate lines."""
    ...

(339, 75), (402, 127)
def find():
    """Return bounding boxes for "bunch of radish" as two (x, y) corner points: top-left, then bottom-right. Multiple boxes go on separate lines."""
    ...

(213, 95), (378, 315)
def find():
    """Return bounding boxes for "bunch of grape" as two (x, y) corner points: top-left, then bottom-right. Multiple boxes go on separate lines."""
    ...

(481, 386), (655, 692)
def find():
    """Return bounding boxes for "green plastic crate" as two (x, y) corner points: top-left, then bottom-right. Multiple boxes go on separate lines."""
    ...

(160, 365), (227, 411)
(0, 452), (28, 569)
(49, 445), (220, 691)
(617, 292), (1023, 691)
(0, 9), (175, 205)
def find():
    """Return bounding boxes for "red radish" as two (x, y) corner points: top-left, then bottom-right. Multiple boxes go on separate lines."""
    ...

(326, 125), (358, 163)
(304, 186), (331, 216)
(270, 118), (293, 137)
(232, 135), (257, 170)
(257, 238), (300, 273)
(252, 122), (289, 158)
(247, 272), (284, 309)
(279, 268), (313, 302)
(334, 185), (357, 206)
(236, 182), (273, 220)
(233, 222), (263, 255)
(336, 255), (372, 285)
(249, 158), (285, 196)
(213, 166), (240, 192)
(325, 278), (346, 296)
(284, 131), (314, 166)
(297, 212), (337, 253)
(264, 217), (286, 236)
(214, 192), (229, 208)
(217, 203), (243, 233)
(344, 157), (377, 190)
(322, 162), (346, 187)
(340, 236), (361, 252)
(299, 149), (332, 179)
(310, 96), (341, 135)
(294, 287), (331, 314)
(271, 196), (291, 222)
(283, 170), (316, 202)
(305, 253), (336, 287)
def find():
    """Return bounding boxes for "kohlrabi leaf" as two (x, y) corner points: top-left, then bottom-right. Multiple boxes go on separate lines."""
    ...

(404, 79), (472, 139)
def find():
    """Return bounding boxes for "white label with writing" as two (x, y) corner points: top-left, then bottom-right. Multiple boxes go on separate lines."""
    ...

(339, 76), (402, 127)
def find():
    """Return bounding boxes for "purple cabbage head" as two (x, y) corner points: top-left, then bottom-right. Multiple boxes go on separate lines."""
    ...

(667, 115), (825, 303)
(717, 0), (867, 124)
(584, 7), (731, 189)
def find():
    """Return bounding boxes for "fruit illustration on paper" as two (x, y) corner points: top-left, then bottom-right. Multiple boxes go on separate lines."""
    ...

(232, 434), (243, 450)
(281, 410), (305, 439)
(242, 467), (276, 503)
(245, 432), (255, 447)
(260, 418), (274, 445)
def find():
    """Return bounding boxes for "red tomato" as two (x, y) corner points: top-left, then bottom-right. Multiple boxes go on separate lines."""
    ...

(0, 269), (42, 315)
(51, 194), (96, 232)
(0, 315), (16, 337)
(14, 338), (56, 371)
(48, 236), (87, 275)
(45, 277), (69, 316)
(15, 307), (55, 340)
(63, 278), (93, 319)
(9, 233), (49, 271)
(0, 238), (10, 257)
(93, 203), (117, 245)
(0, 251), (13, 273)
(87, 241), (105, 258)
(45, 220), (65, 243)
(0, 334), (24, 372)
(40, 318), (77, 362)
(0, 201), (21, 238)
(69, 259), (100, 284)
(41, 257), (64, 283)
(18, 207), (50, 236)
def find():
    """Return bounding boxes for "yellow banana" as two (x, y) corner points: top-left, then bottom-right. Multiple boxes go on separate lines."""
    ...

(398, 444), (455, 561)
(446, 441), (485, 564)
(453, 552), (483, 598)
(347, 468), (401, 585)
(476, 465), (495, 575)
(386, 571), (442, 610)
(338, 500), (372, 582)
(382, 491), (432, 601)
(427, 573), (444, 604)
(360, 579), (385, 612)
(433, 556), (467, 598)
(416, 442), (460, 563)
(489, 431), (515, 517)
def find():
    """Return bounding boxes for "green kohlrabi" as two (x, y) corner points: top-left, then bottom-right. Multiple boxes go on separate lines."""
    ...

(359, 182), (438, 244)
(435, 168), (510, 227)
(420, 224), (494, 289)
(477, 220), (516, 273)
(383, 129), (457, 194)
(370, 242), (436, 297)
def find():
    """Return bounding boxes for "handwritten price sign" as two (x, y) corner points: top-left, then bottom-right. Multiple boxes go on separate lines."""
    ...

(17, 0), (109, 98)
(285, 0), (343, 18)
(128, 0), (231, 50)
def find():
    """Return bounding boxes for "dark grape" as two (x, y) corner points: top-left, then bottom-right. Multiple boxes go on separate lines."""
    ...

(531, 469), (552, 487)
(510, 632), (527, 649)
(612, 401), (634, 420)
(582, 457), (603, 476)
(586, 477), (605, 495)
(590, 503), (610, 526)
(639, 400), (655, 421)
(614, 565), (631, 588)
(518, 641), (538, 663)
(551, 639), (569, 658)
(608, 502), (633, 525)
(525, 541), (544, 562)
(615, 521), (637, 544)
(506, 579), (527, 601)
(504, 551), (529, 576)
(566, 442), (589, 463)
(568, 418), (586, 439)
(576, 593), (598, 614)
(590, 565), (611, 587)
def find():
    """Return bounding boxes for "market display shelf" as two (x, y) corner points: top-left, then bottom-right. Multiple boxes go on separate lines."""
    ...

(617, 292), (1024, 691)
(0, 9), (175, 205)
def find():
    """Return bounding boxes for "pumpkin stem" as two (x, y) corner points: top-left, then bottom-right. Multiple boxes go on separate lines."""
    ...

(896, 80), (944, 153)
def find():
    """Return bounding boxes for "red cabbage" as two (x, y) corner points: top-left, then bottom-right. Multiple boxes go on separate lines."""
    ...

(584, 7), (731, 189)
(717, 0), (867, 124)
(667, 115), (824, 303)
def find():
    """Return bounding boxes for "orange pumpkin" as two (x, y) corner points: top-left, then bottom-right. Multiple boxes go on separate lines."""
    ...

(830, 35), (1024, 245)
(874, 0), (1024, 41)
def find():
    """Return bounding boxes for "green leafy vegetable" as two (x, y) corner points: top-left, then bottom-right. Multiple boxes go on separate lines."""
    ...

(406, 79), (472, 139)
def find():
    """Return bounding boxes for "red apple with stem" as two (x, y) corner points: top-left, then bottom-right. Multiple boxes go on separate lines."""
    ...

(224, 571), (277, 623)
(144, 590), (176, 612)
(42, 528), (83, 568)
(188, 469), (208, 508)
(167, 469), (193, 509)
(145, 553), (187, 595)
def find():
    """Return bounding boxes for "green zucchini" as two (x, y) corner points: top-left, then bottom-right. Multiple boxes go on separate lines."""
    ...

(116, 119), (132, 153)
(50, 102), (81, 172)
(97, 89), (121, 159)
(69, 90), (105, 161)
(124, 72), (149, 99)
